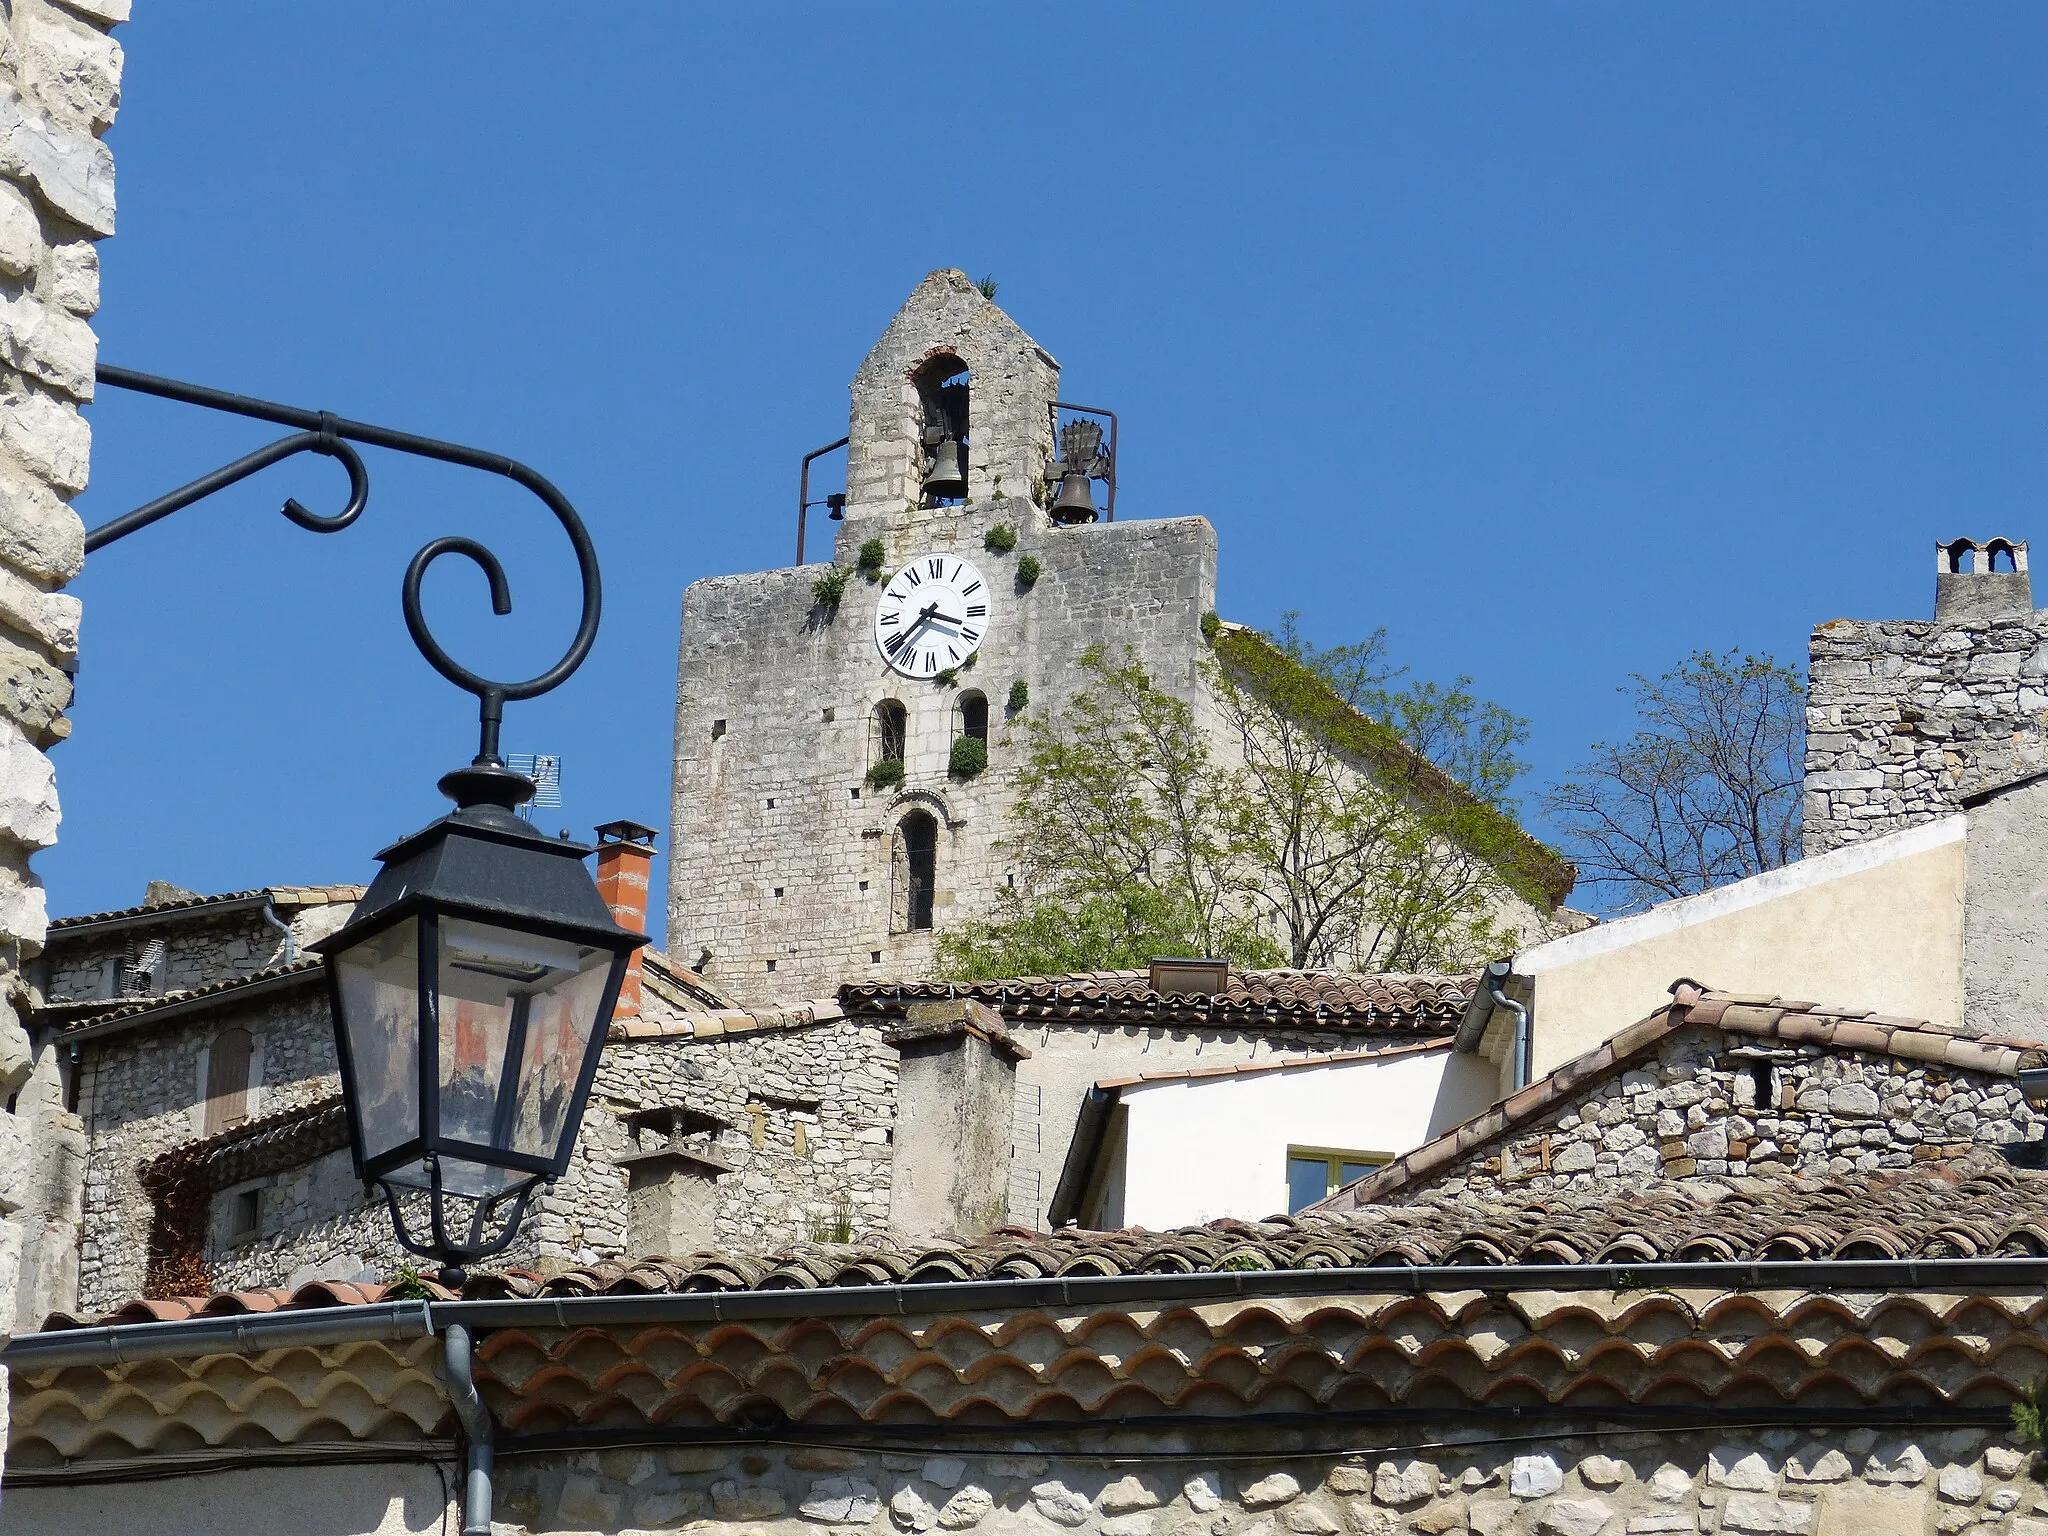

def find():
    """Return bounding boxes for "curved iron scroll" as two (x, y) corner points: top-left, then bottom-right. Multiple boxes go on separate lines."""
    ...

(88, 364), (601, 764)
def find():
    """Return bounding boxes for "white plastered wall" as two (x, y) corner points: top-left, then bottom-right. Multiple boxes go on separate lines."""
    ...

(1112, 1048), (1493, 1227)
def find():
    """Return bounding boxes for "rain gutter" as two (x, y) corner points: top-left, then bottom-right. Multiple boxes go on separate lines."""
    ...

(13, 1256), (2048, 1372)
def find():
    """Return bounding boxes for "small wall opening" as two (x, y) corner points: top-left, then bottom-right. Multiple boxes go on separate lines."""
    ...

(915, 355), (970, 508)
(1987, 539), (2020, 573)
(956, 690), (988, 744)
(874, 699), (907, 768)
(893, 810), (938, 932)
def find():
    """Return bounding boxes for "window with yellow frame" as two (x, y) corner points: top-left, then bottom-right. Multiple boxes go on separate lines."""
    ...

(1286, 1145), (1389, 1213)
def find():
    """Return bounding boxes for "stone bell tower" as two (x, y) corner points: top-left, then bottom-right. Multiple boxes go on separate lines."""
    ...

(669, 271), (1219, 1005)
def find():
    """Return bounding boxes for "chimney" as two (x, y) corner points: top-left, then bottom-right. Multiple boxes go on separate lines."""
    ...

(1935, 538), (2032, 623)
(593, 819), (659, 1018)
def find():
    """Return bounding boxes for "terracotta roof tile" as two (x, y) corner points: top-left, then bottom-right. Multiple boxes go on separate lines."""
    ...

(842, 970), (1469, 1032)
(41, 1153), (2048, 1333)
(49, 884), (364, 933)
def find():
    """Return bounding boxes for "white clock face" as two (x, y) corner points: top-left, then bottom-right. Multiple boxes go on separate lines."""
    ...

(874, 553), (991, 678)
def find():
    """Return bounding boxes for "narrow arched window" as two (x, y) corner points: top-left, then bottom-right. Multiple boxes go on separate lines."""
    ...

(1987, 539), (2020, 573)
(914, 356), (970, 507)
(893, 811), (938, 932)
(205, 1027), (253, 1136)
(956, 690), (988, 745)
(874, 700), (907, 766)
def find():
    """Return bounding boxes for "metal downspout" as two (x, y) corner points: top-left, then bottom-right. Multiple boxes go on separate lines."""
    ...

(258, 899), (296, 965)
(443, 1321), (494, 1536)
(1485, 961), (1531, 1090)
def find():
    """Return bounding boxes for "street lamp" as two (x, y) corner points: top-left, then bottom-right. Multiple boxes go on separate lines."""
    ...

(87, 364), (643, 1280)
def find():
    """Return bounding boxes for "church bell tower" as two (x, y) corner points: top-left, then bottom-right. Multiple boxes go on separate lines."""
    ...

(669, 271), (1218, 1004)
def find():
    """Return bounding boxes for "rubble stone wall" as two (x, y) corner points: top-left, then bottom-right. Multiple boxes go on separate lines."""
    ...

(1392, 1020), (2034, 1204)
(1805, 609), (2048, 856)
(76, 988), (332, 1312)
(477, 1424), (2044, 1536)
(45, 907), (294, 1002)
(0, 0), (126, 1485)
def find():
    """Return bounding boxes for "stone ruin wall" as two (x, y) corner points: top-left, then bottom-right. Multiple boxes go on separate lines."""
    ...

(1388, 1022), (2035, 1207)
(474, 1425), (2045, 1536)
(0, 0), (124, 1483)
(1804, 610), (2048, 857)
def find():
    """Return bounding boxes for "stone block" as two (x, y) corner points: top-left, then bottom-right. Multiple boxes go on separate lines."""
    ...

(1535, 1502), (1613, 1536)
(0, 183), (38, 278)
(1101, 1475), (1165, 1513)
(20, 5), (124, 130)
(1371, 1460), (1436, 1508)
(800, 1475), (879, 1522)
(937, 1486), (993, 1529)
(1720, 1494), (1812, 1534)
(924, 1457), (966, 1490)
(1243, 1473), (1302, 1509)
(891, 1485), (937, 1531)
(1577, 1457), (1627, 1491)
(1281, 1506), (1337, 1536)
(1511, 1457), (1564, 1498)
(1185, 1474), (1223, 1512)
(0, 85), (115, 233)
(711, 1479), (788, 1520)
(1031, 1481), (1094, 1526)
(1937, 1465), (1983, 1503)
(557, 1473), (623, 1528)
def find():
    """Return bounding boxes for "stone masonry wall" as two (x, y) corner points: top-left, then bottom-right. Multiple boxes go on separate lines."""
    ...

(46, 906), (298, 1002)
(0, 0), (124, 1489)
(1805, 609), (2048, 856)
(1391, 1021), (2033, 1205)
(480, 1424), (2044, 1536)
(77, 987), (333, 1312)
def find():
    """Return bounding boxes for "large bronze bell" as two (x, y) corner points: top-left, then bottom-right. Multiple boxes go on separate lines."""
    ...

(1049, 469), (1099, 523)
(924, 436), (967, 500)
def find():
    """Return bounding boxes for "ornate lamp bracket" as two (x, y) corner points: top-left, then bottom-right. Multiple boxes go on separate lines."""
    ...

(87, 364), (601, 771)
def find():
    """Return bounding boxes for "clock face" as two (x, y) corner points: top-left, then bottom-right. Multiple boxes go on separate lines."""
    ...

(874, 553), (991, 678)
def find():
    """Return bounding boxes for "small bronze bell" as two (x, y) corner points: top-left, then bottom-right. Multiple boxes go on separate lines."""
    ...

(924, 436), (967, 500)
(1049, 470), (1099, 523)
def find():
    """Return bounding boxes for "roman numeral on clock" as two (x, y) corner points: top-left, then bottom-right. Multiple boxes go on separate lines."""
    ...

(967, 605), (986, 617)
(884, 631), (908, 656)
(962, 581), (982, 596)
(928, 558), (944, 578)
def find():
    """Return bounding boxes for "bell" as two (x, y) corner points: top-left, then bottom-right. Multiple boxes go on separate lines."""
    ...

(1049, 470), (1098, 524)
(924, 437), (967, 500)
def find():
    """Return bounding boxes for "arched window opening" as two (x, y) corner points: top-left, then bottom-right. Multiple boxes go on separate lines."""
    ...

(893, 811), (938, 932)
(205, 1027), (253, 1136)
(914, 356), (970, 507)
(1943, 537), (1977, 574)
(1988, 540), (2020, 573)
(872, 700), (908, 777)
(956, 691), (988, 745)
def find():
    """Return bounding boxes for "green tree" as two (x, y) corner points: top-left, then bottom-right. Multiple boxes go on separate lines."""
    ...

(1542, 649), (1803, 912)
(939, 636), (1536, 978)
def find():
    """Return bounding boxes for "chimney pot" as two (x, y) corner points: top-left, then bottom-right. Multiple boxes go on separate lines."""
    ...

(594, 820), (659, 1017)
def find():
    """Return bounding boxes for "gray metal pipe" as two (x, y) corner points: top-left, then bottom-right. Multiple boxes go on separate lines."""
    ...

(258, 899), (297, 965)
(1486, 961), (1532, 1090)
(443, 1321), (495, 1536)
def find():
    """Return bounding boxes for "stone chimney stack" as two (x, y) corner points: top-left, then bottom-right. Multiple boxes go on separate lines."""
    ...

(1935, 538), (2031, 624)
(593, 820), (658, 1018)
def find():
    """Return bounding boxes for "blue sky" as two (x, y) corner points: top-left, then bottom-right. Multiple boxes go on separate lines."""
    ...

(50, 5), (2048, 940)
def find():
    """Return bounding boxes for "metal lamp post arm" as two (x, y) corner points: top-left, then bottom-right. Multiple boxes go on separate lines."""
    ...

(86, 364), (601, 763)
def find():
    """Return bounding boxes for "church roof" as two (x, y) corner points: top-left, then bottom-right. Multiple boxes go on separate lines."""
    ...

(840, 968), (1470, 1031)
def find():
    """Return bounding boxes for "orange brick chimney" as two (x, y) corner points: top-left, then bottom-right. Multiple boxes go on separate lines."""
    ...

(593, 819), (659, 1018)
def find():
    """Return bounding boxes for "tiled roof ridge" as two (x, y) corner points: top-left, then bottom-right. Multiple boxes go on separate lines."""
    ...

(611, 996), (848, 1042)
(1097, 1035), (1453, 1090)
(51, 956), (326, 1034)
(50, 883), (364, 932)
(140, 1091), (345, 1184)
(42, 1150), (2048, 1332)
(1317, 981), (2048, 1213)
(839, 969), (1471, 1029)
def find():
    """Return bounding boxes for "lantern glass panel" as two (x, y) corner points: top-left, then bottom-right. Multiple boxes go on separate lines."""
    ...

(436, 917), (615, 1165)
(332, 916), (422, 1166)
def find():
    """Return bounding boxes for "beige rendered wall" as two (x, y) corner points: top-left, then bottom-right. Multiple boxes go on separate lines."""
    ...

(1514, 817), (1965, 1083)
(0, 1462), (453, 1535)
